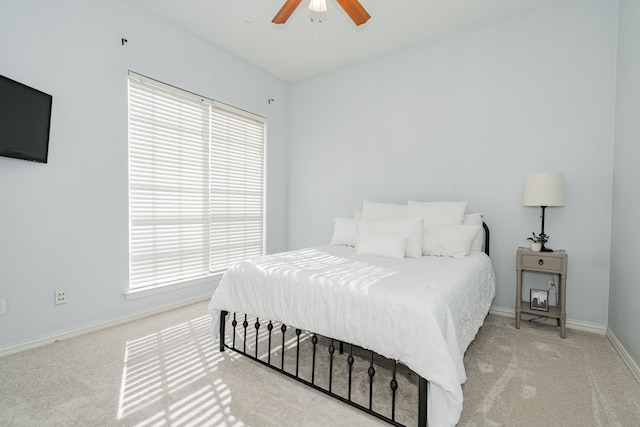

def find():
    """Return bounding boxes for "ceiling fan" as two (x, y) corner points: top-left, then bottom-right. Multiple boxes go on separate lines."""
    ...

(272, 0), (371, 26)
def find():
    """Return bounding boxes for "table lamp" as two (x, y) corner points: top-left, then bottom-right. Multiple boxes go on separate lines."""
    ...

(523, 172), (565, 252)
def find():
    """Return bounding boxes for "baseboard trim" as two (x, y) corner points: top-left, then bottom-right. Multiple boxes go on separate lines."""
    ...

(0, 294), (211, 358)
(607, 328), (640, 384)
(489, 305), (607, 335)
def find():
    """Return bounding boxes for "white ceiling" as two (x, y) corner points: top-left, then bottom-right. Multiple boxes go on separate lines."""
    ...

(131, 0), (553, 82)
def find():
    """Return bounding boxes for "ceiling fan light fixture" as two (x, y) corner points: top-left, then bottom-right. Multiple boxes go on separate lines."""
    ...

(309, 0), (327, 22)
(308, 0), (327, 12)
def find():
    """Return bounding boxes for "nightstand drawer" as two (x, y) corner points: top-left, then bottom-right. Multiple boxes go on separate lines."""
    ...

(521, 254), (563, 271)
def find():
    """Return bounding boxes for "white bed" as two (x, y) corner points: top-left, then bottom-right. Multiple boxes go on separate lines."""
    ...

(209, 243), (496, 426)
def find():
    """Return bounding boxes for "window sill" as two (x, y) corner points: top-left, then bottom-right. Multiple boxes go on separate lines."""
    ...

(124, 275), (222, 301)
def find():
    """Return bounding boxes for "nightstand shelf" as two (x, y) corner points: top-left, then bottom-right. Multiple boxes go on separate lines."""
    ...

(515, 247), (568, 338)
(520, 301), (560, 318)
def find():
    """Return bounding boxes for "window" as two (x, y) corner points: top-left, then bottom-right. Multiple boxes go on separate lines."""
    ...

(127, 72), (265, 297)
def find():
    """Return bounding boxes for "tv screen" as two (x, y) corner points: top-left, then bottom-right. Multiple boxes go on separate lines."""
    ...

(0, 74), (52, 163)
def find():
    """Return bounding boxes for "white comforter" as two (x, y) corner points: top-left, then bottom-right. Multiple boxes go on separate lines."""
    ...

(209, 245), (496, 427)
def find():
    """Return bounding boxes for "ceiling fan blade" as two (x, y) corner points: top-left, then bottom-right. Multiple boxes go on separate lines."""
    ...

(272, 0), (303, 24)
(336, 0), (371, 26)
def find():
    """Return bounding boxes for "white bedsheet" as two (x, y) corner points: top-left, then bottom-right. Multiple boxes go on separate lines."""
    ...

(209, 245), (496, 427)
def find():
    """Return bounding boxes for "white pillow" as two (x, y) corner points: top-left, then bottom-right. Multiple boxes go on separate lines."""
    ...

(422, 225), (480, 258)
(355, 233), (406, 259)
(463, 213), (484, 253)
(407, 201), (467, 225)
(330, 218), (358, 247)
(362, 201), (408, 220)
(357, 218), (423, 258)
(354, 208), (363, 220)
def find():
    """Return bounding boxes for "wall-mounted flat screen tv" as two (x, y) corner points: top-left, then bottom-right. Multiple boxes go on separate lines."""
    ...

(0, 74), (52, 163)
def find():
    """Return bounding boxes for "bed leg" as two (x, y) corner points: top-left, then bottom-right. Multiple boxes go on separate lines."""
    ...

(219, 311), (227, 352)
(418, 376), (428, 427)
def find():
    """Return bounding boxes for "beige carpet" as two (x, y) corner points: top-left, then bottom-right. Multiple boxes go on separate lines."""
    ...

(0, 301), (639, 426)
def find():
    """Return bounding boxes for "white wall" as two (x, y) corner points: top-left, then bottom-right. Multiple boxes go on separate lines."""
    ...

(0, 0), (628, 357)
(0, 0), (288, 348)
(287, 0), (618, 326)
(609, 0), (640, 368)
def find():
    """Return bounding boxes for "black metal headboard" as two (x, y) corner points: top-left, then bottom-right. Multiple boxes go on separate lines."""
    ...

(483, 222), (490, 256)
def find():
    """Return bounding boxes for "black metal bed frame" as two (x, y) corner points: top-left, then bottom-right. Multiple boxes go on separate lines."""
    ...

(219, 311), (426, 426)
(218, 223), (490, 427)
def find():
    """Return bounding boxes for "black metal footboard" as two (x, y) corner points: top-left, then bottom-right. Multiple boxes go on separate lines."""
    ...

(219, 310), (427, 427)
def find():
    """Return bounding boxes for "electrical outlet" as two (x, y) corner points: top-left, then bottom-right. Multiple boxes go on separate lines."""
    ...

(0, 298), (6, 315)
(55, 290), (67, 305)
(547, 280), (556, 293)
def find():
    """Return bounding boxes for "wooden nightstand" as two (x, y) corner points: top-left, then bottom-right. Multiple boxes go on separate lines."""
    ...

(515, 247), (568, 338)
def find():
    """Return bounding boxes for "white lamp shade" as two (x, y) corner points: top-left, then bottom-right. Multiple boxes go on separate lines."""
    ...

(309, 0), (327, 12)
(523, 172), (565, 207)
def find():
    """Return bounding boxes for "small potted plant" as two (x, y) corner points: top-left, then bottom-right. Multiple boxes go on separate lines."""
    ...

(527, 232), (548, 252)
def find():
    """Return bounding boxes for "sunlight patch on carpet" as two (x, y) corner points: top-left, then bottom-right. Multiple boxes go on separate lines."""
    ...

(117, 314), (238, 425)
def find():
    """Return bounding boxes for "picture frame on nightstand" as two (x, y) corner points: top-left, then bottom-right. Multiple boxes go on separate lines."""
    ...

(530, 289), (549, 312)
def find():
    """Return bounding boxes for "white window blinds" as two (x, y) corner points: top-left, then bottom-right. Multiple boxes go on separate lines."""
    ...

(128, 73), (265, 294)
